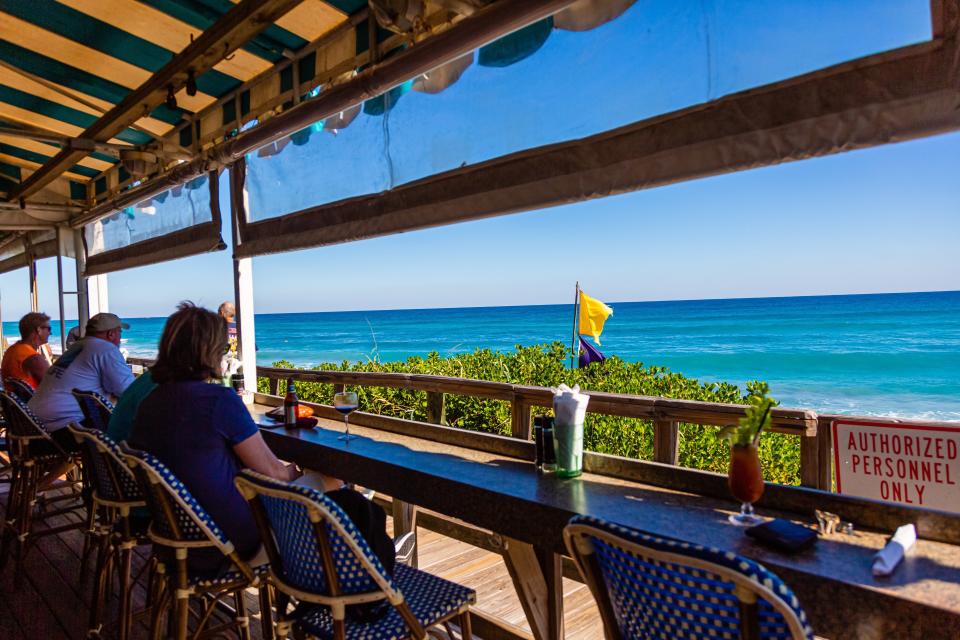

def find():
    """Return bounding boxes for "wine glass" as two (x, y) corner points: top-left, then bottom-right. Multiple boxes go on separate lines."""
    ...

(728, 444), (765, 526)
(333, 390), (359, 442)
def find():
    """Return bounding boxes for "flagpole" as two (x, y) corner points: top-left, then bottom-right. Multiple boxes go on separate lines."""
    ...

(570, 281), (580, 369)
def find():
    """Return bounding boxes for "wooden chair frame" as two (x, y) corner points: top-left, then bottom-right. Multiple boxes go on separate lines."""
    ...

(120, 443), (271, 640)
(68, 423), (149, 640)
(0, 391), (84, 585)
(564, 522), (810, 640)
(235, 472), (472, 640)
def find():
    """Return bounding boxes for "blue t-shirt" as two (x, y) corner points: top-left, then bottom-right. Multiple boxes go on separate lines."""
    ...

(107, 371), (157, 443)
(129, 380), (259, 571)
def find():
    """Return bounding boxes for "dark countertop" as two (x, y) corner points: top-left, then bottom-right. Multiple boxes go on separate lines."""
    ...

(253, 404), (960, 639)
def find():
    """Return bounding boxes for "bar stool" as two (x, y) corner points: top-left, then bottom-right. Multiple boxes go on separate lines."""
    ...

(119, 442), (270, 640)
(3, 377), (36, 403)
(564, 515), (815, 640)
(71, 389), (115, 574)
(72, 389), (115, 432)
(235, 469), (476, 640)
(0, 391), (84, 584)
(68, 423), (148, 640)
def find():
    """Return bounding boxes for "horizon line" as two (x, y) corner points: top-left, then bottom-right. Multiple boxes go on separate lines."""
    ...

(19, 288), (957, 323)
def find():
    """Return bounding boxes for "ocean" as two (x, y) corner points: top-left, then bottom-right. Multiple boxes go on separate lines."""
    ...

(9, 291), (959, 421)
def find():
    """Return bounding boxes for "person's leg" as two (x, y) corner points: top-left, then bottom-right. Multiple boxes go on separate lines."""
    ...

(325, 488), (395, 576)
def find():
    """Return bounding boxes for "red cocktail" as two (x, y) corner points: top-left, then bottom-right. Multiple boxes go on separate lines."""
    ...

(728, 444), (765, 526)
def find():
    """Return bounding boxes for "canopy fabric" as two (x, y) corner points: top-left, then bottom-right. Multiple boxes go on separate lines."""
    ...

(233, 2), (960, 258)
(0, 0), (357, 206)
(0, 0), (956, 279)
(0, 229), (67, 274)
(83, 171), (223, 276)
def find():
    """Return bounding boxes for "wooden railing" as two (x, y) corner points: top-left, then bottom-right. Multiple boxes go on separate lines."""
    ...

(254, 365), (829, 488)
(125, 356), (945, 492)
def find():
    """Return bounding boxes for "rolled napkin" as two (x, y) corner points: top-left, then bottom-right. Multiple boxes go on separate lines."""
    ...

(553, 384), (590, 426)
(872, 524), (916, 577)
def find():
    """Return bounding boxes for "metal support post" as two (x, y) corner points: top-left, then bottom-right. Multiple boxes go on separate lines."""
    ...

(231, 170), (257, 395)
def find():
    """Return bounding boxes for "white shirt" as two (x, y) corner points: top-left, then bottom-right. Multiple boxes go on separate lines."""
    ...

(29, 336), (134, 432)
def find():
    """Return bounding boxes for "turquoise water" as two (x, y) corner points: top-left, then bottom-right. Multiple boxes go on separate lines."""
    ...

(10, 291), (959, 420)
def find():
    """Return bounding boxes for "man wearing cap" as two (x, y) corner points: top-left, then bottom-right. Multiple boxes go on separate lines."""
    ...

(29, 313), (135, 450)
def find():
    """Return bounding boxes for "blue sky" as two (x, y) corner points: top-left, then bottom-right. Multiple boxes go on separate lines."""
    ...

(2, 0), (957, 321)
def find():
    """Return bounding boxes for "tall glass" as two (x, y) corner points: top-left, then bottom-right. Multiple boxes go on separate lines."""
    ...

(728, 444), (765, 526)
(333, 391), (359, 442)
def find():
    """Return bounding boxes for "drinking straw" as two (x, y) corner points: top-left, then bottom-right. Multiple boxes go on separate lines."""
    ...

(750, 403), (773, 447)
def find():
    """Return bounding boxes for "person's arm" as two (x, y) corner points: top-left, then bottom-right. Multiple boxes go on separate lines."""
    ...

(233, 432), (299, 482)
(100, 348), (135, 397)
(22, 354), (49, 384)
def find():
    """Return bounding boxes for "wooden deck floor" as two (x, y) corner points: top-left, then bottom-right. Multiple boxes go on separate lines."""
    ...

(0, 485), (601, 639)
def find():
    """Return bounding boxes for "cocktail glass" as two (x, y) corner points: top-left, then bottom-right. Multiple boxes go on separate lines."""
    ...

(728, 444), (765, 526)
(333, 391), (359, 442)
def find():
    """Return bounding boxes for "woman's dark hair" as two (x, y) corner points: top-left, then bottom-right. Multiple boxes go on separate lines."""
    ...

(150, 302), (228, 384)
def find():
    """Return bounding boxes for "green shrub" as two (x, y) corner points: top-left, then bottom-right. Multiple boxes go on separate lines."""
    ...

(259, 342), (800, 484)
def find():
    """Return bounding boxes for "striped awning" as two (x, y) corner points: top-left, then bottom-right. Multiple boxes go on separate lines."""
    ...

(0, 0), (365, 206)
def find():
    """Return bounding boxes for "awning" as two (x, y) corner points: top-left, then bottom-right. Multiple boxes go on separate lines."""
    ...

(232, 2), (960, 257)
(83, 171), (224, 276)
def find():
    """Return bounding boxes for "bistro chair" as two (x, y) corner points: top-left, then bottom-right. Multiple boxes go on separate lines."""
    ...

(0, 390), (84, 584)
(68, 423), (148, 640)
(119, 442), (270, 640)
(564, 515), (815, 640)
(4, 377), (36, 402)
(72, 389), (115, 432)
(235, 469), (476, 640)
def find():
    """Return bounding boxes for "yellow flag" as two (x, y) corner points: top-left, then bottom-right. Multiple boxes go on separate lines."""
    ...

(579, 290), (613, 345)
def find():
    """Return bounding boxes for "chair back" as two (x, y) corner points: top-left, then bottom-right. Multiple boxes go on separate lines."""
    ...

(67, 423), (142, 507)
(0, 390), (52, 441)
(71, 389), (114, 432)
(118, 442), (233, 555)
(564, 516), (814, 640)
(234, 470), (399, 606)
(4, 377), (35, 403)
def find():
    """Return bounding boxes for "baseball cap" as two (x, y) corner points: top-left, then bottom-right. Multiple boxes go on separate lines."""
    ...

(86, 313), (130, 333)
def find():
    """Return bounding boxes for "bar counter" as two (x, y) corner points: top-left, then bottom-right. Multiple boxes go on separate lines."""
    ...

(251, 402), (960, 640)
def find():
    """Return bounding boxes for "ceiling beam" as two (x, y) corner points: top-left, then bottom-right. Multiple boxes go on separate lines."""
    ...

(10, 0), (307, 202)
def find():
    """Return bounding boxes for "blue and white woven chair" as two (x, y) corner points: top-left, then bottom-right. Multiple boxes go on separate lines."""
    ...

(234, 469), (476, 640)
(0, 390), (83, 585)
(3, 377), (35, 403)
(564, 515), (815, 640)
(119, 442), (270, 640)
(71, 389), (115, 432)
(68, 424), (147, 640)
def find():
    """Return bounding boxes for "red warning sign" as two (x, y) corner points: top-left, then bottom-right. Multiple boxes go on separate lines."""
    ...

(833, 420), (960, 512)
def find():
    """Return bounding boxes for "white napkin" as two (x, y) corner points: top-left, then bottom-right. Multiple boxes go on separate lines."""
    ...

(872, 524), (916, 577)
(553, 384), (590, 425)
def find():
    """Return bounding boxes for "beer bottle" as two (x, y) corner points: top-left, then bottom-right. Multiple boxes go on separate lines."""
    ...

(284, 381), (299, 427)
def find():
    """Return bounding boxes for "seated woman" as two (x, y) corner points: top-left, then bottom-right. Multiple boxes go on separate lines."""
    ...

(130, 302), (393, 577)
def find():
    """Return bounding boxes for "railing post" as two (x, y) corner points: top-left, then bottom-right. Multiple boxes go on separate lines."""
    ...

(817, 417), (834, 490)
(268, 376), (280, 396)
(426, 391), (446, 425)
(800, 435), (819, 488)
(511, 398), (532, 440)
(653, 418), (680, 465)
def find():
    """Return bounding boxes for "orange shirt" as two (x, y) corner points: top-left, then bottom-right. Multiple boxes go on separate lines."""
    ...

(1, 342), (41, 389)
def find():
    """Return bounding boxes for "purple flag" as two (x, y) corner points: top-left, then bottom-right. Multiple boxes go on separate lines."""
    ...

(578, 336), (606, 368)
